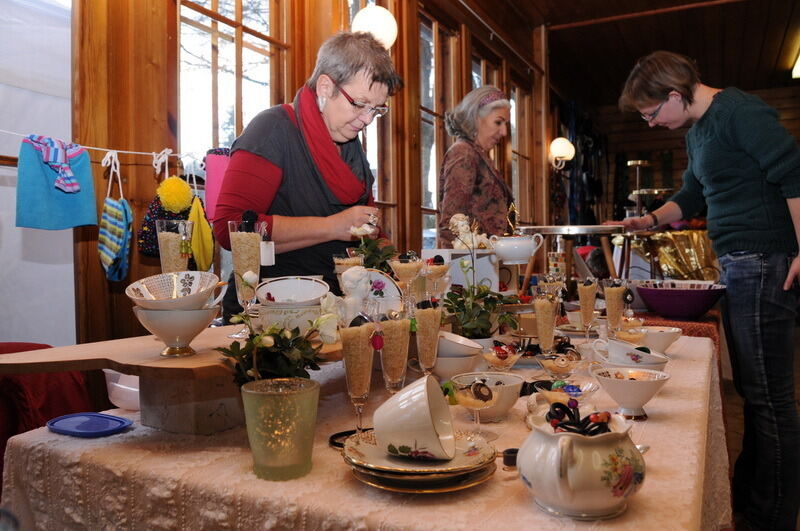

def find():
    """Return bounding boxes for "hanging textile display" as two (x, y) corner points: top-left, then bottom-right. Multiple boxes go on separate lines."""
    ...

(97, 151), (133, 281)
(15, 135), (97, 230)
(203, 147), (230, 220)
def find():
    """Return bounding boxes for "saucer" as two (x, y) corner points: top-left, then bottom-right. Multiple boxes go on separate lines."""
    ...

(342, 430), (495, 475)
(351, 461), (496, 494)
(364, 268), (402, 314)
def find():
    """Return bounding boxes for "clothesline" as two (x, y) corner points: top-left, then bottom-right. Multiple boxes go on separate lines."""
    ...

(0, 128), (205, 163)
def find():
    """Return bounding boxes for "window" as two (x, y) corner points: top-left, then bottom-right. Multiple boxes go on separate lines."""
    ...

(509, 83), (533, 223)
(419, 13), (455, 249)
(179, 0), (289, 159)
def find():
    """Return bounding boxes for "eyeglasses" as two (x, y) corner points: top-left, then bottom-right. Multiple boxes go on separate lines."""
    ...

(640, 100), (666, 122)
(333, 81), (389, 118)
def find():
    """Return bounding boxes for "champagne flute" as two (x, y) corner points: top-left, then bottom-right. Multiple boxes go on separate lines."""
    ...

(388, 253), (423, 310)
(156, 219), (194, 273)
(228, 220), (267, 339)
(415, 306), (443, 376)
(420, 256), (450, 304)
(377, 296), (411, 393)
(578, 278), (598, 342)
(601, 279), (628, 339)
(340, 321), (376, 434)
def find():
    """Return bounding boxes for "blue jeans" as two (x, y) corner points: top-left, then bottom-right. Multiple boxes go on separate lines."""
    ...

(719, 251), (800, 530)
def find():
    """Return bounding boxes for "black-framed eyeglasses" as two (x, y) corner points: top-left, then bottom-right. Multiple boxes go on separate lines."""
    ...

(333, 81), (389, 118)
(640, 100), (666, 122)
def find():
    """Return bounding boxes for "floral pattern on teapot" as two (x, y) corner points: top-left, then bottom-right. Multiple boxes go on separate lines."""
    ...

(601, 447), (645, 498)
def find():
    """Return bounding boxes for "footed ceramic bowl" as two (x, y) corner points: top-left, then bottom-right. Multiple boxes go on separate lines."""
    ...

(256, 276), (330, 306)
(133, 306), (218, 357)
(636, 326), (682, 353)
(126, 271), (221, 310)
(591, 366), (670, 420)
(437, 331), (483, 357)
(452, 371), (524, 422)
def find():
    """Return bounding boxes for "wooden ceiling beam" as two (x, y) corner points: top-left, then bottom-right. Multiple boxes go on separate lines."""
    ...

(549, 0), (747, 31)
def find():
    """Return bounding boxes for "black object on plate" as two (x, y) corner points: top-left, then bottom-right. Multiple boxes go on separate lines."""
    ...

(47, 412), (133, 438)
(328, 428), (373, 449)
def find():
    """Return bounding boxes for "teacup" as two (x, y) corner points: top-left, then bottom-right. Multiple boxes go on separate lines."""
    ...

(592, 338), (669, 366)
(373, 375), (456, 460)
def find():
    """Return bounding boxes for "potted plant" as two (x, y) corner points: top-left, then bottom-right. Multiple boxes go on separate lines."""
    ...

(442, 259), (518, 342)
(352, 236), (396, 274)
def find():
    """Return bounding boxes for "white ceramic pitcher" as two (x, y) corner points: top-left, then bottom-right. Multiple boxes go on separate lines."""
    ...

(518, 414), (646, 519)
(489, 233), (544, 265)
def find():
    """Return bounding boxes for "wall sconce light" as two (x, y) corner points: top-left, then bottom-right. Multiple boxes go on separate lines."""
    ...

(351, 5), (398, 49)
(549, 137), (575, 170)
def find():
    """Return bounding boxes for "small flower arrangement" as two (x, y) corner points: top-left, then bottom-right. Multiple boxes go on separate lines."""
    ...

(216, 272), (339, 386)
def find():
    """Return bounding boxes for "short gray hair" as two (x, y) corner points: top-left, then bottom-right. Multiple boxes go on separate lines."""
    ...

(307, 32), (403, 96)
(445, 86), (510, 140)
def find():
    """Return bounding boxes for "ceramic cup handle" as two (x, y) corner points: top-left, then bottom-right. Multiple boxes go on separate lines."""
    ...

(206, 281), (229, 309)
(530, 233), (544, 255)
(489, 234), (499, 243)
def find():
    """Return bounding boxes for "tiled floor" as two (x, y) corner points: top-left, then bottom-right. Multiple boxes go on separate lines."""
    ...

(721, 331), (800, 529)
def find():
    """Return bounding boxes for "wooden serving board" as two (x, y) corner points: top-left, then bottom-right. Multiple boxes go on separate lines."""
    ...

(0, 325), (343, 380)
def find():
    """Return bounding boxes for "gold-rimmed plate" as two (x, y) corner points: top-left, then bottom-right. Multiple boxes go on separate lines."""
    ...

(343, 431), (495, 475)
(556, 324), (598, 337)
(351, 462), (497, 494)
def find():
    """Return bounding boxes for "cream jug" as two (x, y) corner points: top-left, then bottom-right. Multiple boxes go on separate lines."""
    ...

(517, 414), (645, 519)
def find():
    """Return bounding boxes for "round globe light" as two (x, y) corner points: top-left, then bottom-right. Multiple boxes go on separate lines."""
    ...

(549, 137), (575, 160)
(351, 5), (398, 49)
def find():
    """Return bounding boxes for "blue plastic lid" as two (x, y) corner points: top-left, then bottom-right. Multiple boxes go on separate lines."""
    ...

(47, 412), (133, 438)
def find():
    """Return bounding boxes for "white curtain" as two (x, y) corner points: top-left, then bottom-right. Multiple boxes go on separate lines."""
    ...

(0, 0), (75, 346)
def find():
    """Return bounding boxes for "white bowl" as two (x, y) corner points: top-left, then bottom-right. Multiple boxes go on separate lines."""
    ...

(102, 369), (140, 410)
(258, 304), (321, 335)
(636, 326), (682, 352)
(373, 375), (456, 460)
(133, 306), (219, 357)
(126, 271), (222, 310)
(256, 276), (330, 306)
(452, 371), (525, 422)
(592, 366), (670, 419)
(432, 354), (478, 381)
(437, 331), (483, 357)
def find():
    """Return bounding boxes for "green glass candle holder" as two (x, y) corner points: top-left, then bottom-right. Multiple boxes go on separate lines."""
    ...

(241, 378), (320, 480)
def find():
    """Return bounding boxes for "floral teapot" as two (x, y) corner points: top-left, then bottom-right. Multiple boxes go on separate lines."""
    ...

(489, 233), (544, 265)
(518, 413), (645, 519)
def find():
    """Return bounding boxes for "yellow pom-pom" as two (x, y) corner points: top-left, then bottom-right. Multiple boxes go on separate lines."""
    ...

(157, 176), (193, 213)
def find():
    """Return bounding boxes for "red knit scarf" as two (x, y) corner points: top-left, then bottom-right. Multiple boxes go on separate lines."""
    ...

(296, 85), (366, 205)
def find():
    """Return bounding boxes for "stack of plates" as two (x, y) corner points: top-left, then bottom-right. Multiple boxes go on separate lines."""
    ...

(342, 431), (496, 493)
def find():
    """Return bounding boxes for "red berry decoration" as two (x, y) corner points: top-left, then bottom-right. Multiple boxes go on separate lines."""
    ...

(370, 332), (384, 350)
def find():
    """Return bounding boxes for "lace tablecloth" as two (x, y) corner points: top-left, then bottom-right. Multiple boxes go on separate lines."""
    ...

(2, 336), (731, 530)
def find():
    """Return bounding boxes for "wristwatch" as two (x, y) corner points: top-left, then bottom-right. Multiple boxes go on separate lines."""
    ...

(647, 212), (659, 228)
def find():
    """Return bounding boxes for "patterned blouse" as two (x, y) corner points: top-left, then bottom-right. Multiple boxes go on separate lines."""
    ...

(437, 139), (514, 247)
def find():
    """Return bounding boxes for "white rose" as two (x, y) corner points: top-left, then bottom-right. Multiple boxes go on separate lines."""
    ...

(242, 270), (259, 287)
(315, 313), (339, 344)
(349, 223), (377, 237)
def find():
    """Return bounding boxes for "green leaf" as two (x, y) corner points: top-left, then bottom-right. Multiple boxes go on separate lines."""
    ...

(398, 445), (412, 454)
(387, 444), (399, 454)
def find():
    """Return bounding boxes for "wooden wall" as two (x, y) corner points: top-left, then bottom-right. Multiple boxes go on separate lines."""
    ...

(594, 86), (800, 219)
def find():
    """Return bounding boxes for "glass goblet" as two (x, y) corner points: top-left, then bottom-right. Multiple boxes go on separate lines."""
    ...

(451, 374), (498, 442)
(388, 254), (423, 309)
(228, 220), (267, 339)
(421, 258), (451, 303)
(340, 321), (376, 434)
(414, 306), (442, 376)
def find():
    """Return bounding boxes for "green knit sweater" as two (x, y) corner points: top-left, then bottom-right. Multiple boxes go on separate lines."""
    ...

(670, 87), (800, 257)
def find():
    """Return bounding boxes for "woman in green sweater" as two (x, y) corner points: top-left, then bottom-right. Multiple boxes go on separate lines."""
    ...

(615, 51), (800, 531)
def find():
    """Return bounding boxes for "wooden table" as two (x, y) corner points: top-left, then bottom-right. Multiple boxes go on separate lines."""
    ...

(0, 326), (340, 435)
(1, 335), (731, 530)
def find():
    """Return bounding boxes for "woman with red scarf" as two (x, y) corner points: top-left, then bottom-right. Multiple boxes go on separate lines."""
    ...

(213, 32), (403, 320)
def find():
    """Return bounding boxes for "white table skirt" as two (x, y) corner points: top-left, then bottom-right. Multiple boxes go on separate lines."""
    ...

(2, 336), (731, 530)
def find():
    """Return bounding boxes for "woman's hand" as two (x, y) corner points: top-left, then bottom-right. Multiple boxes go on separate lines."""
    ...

(782, 255), (800, 290)
(330, 206), (380, 241)
(603, 216), (651, 232)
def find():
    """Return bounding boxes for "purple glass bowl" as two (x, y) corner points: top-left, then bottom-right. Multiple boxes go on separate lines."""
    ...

(636, 285), (726, 320)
